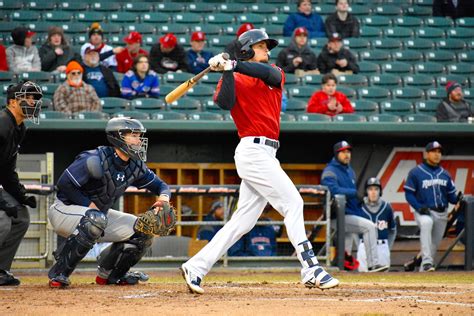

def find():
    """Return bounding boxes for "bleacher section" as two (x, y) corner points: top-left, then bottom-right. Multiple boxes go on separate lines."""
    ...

(1, 0), (473, 122)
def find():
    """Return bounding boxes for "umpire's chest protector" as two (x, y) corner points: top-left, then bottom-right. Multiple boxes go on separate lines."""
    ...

(82, 146), (147, 212)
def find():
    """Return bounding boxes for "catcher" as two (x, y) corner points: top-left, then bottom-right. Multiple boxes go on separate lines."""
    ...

(48, 117), (175, 288)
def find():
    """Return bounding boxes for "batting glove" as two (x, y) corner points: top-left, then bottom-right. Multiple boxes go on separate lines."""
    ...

(209, 55), (224, 71)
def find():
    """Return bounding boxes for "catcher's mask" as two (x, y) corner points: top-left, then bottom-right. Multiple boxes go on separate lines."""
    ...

(106, 117), (148, 162)
(8, 81), (43, 124)
(237, 29), (278, 61)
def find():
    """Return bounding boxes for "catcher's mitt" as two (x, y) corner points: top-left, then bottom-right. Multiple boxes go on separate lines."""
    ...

(134, 201), (177, 236)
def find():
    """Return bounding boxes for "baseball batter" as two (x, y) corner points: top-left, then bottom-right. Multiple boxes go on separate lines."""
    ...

(357, 178), (397, 272)
(404, 141), (459, 272)
(48, 117), (175, 287)
(180, 29), (339, 294)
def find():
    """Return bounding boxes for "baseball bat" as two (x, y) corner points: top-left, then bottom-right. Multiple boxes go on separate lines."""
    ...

(165, 53), (230, 104)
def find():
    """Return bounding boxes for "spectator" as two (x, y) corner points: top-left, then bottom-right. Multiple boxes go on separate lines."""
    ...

(283, 0), (326, 39)
(121, 54), (159, 100)
(281, 91), (288, 112)
(224, 23), (255, 60)
(116, 32), (148, 74)
(321, 141), (389, 272)
(0, 44), (7, 71)
(82, 47), (121, 98)
(404, 141), (459, 272)
(81, 23), (118, 70)
(243, 209), (277, 256)
(433, 0), (474, 19)
(325, 0), (360, 39)
(357, 178), (397, 272)
(53, 61), (101, 114)
(197, 201), (244, 256)
(317, 33), (359, 74)
(39, 26), (77, 73)
(6, 27), (41, 74)
(307, 73), (354, 116)
(436, 81), (473, 122)
(187, 31), (214, 75)
(149, 33), (188, 74)
(276, 27), (317, 75)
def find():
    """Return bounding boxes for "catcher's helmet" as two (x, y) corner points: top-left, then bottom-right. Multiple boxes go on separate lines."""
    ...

(106, 117), (148, 162)
(7, 81), (43, 125)
(365, 177), (382, 196)
(237, 29), (278, 60)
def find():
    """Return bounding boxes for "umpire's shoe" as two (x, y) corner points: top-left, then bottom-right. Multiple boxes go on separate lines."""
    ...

(180, 264), (204, 294)
(0, 270), (20, 286)
(49, 275), (71, 288)
(302, 265), (340, 290)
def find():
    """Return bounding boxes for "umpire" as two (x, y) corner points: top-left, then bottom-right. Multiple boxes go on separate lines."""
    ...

(0, 81), (43, 285)
(404, 141), (459, 272)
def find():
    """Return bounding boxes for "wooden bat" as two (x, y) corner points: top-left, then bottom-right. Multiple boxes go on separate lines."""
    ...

(165, 53), (229, 104)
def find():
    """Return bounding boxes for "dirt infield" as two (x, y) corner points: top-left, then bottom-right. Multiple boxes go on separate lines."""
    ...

(0, 271), (473, 315)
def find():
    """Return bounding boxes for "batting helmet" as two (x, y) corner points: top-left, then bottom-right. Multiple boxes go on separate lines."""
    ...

(106, 117), (148, 162)
(365, 177), (382, 197)
(7, 81), (43, 125)
(237, 29), (278, 60)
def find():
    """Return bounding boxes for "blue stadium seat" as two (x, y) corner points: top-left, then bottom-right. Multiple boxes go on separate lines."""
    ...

(75, 12), (105, 23)
(370, 74), (402, 88)
(349, 5), (371, 17)
(124, 24), (156, 35)
(313, 4), (334, 16)
(405, 6), (432, 17)
(458, 51), (474, 63)
(141, 13), (169, 24)
(174, 13), (202, 25)
(43, 11), (72, 22)
(267, 14), (288, 25)
(163, 72), (193, 84)
(58, 2), (88, 12)
(368, 114), (402, 122)
(301, 74), (324, 86)
(462, 89), (474, 101)
(0, 0), (22, 11)
(416, 27), (446, 39)
(90, 2), (121, 12)
(0, 72), (16, 82)
(217, 3), (246, 14)
(186, 85), (215, 101)
(201, 73), (222, 85)
(308, 38), (328, 49)
(10, 11), (40, 21)
(205, 13), (235, 25)
(40, 83), (60, 97)
(19, 72), (54, 83)
(187, 3), (215, 14)
(343, 38), (370, 51)
(109, 12), (137, 24)
(248, 3), (279, 14)
(190, 25), (221, 36)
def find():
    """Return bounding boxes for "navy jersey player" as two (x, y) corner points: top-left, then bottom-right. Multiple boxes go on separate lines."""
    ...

(404, 141), (459, 272)
(48, 117), (171, 287)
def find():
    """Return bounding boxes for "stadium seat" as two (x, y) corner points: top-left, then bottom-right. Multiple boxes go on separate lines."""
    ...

(248, 3), (278, 14)
(280, 112), (296, 122)
(381, 62), (412, 75)
(285, 99), (307, 113)
(217, 3), (246, 14)
(101, 24), (122, 35)
(42, 11), (72, 22)
(40, 83), (60, 97)
(343, 38), (370, 51)
(384, 27), (414, 39)
(302, 74), (324, 86)
(456, 17), (474, 28)
(190, 25), (221, 36)
(100, 98), (129, 114)
(447, 28), (474, 39)
(349, 5), (371, 16)
(39, 111), (70, 120)
(75, 111), (109, 120)
(174, 13), (202, 25)
(337, 86), (356, 99)
(287, 86), (315, 99)
(202, 100), (226, 113)
(90, 2), (121, 12)
(0, 0), (22, 11)
(415, 100), (439, 115)
(113, 111), (150, 120)
(10, 11), (40, 22)
(122, 2), (153, 13)
(337, 74), (368, 87)
(426, 88), (446, 100)
(370, 74), (402, 88)
(359, 26), (382, 38)
(297, 113), (332, 122)
(201, 73), (222, 85)
(371, 38), (402, 50)
(423, 17), (454, 28)
(405, 6), (432, 17)
(131, 98), (166, 112)
(285, 74), (299, 86)
(424, 51), (456, 63)
(392, 50), (423, 64)
(39, 97), (52, 110)
(267, 14), (288, 25)
(19, 72), (54, 83)
(358, 87), (390, 102)
(392, 16), (422, 28)
(380, 100), (414, 115)
(124, 24), (156, 35)
(0, 72), (16, 83)
(404, 38), (435, 51)
(351, 100), (379, 115)
(186, 85), (215, 101)
(262, 24), (283, 37)
(108, 12), (137, 24)
(163, 73), (193, 84)
(403, 74), (435, 89)
(358, 61), (380, 75)
(447, 63), (474, 75)
(308, 38), (327, 49)
(333, 114), (367, 122)
(373, 5), (402, 16)
(368, 114), (402, 122)
(404, 114), (437, 123)
(435, 39), (466, 52)
(58, 2), (88, 12)
(416, 27), (446, 39)
(458, 51), (474, 63)
(392, 87), (425, 102)
(167, 97), (201, 112)
(155, 2), (183, 13)
(158, 85), (175, 97)
(237, 13), (266, 26)
(209, 35), (235, 48)
(75, 12), (105, 23)
(436, 74), (469, 88)
(151, 111), (187, 120)
(414, 62), (445, 75)
(188, 112), (224, 121)
(359, 50), (390, 62)
(141, 13), (169, 24)
(361, 16), (391, 27)
(62, 23), (88, 34)
(462, 89), (474, 101)
(187, 3), (215, 13)
(205, 13), (235, 25)
(313, 4), (334, 15)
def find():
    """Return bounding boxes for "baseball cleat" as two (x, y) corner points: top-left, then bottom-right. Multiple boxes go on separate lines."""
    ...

(421, 263), (435, 272)
(303, 265), (340, 290)
(368, 264), (390, 273)
(96, 272), (145, 286)
(180, 264), (204, 294)
(0, 270), (20, 286)
(49, 275), (70, 288)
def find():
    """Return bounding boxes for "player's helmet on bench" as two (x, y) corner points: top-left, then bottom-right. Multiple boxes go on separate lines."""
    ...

(106, 117), (148, 162)
(7, 81), (43, 124)
(365, 177), (382, 196)
(237, 29), (278, 60)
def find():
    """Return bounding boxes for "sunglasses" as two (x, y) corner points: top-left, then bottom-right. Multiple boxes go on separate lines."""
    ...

(70, 71), (82, 75)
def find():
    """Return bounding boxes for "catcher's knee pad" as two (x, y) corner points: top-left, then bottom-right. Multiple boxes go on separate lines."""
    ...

(48, 209), (107, 279)
(97, 232), (152, 283)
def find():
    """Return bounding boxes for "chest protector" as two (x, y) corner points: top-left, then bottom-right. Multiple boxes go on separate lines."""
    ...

(82, 146), (147, 212)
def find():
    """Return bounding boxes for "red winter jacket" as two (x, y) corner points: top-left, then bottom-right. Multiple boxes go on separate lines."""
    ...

(116, 48), (148, 74)
(307, 90), (354, 116)
(0, 45), (8, 71)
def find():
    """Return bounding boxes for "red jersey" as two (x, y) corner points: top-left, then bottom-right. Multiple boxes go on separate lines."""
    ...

(307, 90), (354, 116)
(215, 65), (285, 140)
(116, 48), (148, 73)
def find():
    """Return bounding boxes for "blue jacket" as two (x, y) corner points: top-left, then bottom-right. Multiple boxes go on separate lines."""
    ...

(198, 213), (244, 256)
(121, 70), (160, 100)
(283, 12), (326, 38)
(244, 221), (277, 256)
(404, 162), (457, 212)
(187, 49), (214, 75)
(321, 157), (363, 217)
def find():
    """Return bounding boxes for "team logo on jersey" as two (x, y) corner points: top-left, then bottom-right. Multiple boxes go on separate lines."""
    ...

(116, 173), (125, 182)
(421, 178), (448, 189)
(377, 220), (388, 230)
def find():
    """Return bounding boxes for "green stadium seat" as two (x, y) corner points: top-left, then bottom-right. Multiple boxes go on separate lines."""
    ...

(436, 74), (469, 87)
(236, 14), (266, 26)
(351, 100), (379, 114)
(368, 114), (402, 122)
(373, 5), (402, 16)
(186, 85), (214, 101)
(222, 25), (239, 36)
(284, 74), (299, 86)
(167, 97), (201, 112)
(0, 21), (20, 34)
(297, 113), (332, 122)
(262, 25), (283, 37)
(435, 39), (466, 52)
(416, 27), (445, 39)
(372, 38), (402, 50)
(1, 84), (11, 95)
(124, 24), (156, 35)
(447, 28), (474, 39)
(447, 63), (474, 75)
(108, 12), (137, 24)
(391, 50), (423, 64)
(280, 112), (296, 122)
(40, 83), (59, 97)
(414, 0), (434, 6)
(163, 72), (193, 84)
(19, 72), (54, 83)
(141, 13), (169, 24)
(381, 62), (412, 75)
(267, 14), (288, 25)
(308, 38), (328, 49)
(313, 4), (334, 15)
(155, 2), (183, 13)
(384, 27), (414, 39)
(217, 3), (245, 14)
(248, 3), (278, 14)
(158, 24), (188, 35)
(404, 114), (436, 122)
(27, 2), (55, 11)
(361, 16), (391, 27)
(142, 35), (158, 47)
(392, 87), (424, 102)
(349, 5), (371, 16)
(209, 35), (235, 48)
(0, 0), (22, 11)
(359, 26), (382, 38)
(343, 38), (370, 51)
(187, 3), (215, 13)
(61, 23), (88, 34)
(39, 111), (71, 120)
(159, 85), (175, 97)
(75, 12), (105, 23)
(426, 88), (446, 100)
(10, 11), (40, 22)
(405, 6), (432, 17)
(458, 51), (474, 63)
(381, 100), (414, 115)
(201, 73), (222, 85)
(100, 98), (129, 114)
(358, 87), (390, 102)
(103, 35), (122, 46)
(188, 112), (224, 121)
(113, 111), (150, 120)
(404, 38), (435, 51)
(423, 17), (454, 28)
(101, 24), (122, 35)
(456, 17), (474, 28)
(174, 13), (202, 25)
(288, 86), (315, 99)
(359, 50), (390, 62)
(333, 113), (367, 122)
(403, 74), (435, 89)
(424, 51), (456, 63)
(337, 74), (368, 87)
(415, 100), (439, 115)
(358, 61), (380, 75)
(131, 98), (166, 112)
(58, 2), (88, 12)
(151, 111), (187, 120)
(122, 2), (153, 13)
(370, 74), (402, 88)
(337, 86), (356, 99)
(75, 111), (109, 120)
(392, 16), (422, 28)
(190, 25), (221, 36)
(202, 100), (226, 113)
(40, 97), (52, 110)
(414, 62), (445, 75)
(302, 74), (324, 86)
(285, 99), (307, 113)
(90, 2), (121, 12)
(0, 72), (16, 83)
(462, 89), (474, 101)
(205, 13), (235, 25)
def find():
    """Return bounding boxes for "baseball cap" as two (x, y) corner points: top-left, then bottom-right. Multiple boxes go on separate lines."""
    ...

(210, 201), (223, 212)
(294, 27), (308, 37)
(191, 31), (206, 42)
(124, 31), (142, 45)
(84, 46), (100, 54)
(333, 140), (352, 155)
(236, 23), (255, 37)
(160, 33), (177, 49)
(425, 141), (443, 152)
(329, 33), (342, 42)
(446, 81), (462, 95)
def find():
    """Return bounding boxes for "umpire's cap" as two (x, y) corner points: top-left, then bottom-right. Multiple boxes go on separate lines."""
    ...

(333, 140), (352, 156)
(237, 29), (278, 60)
(425, 141), (442, 152)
